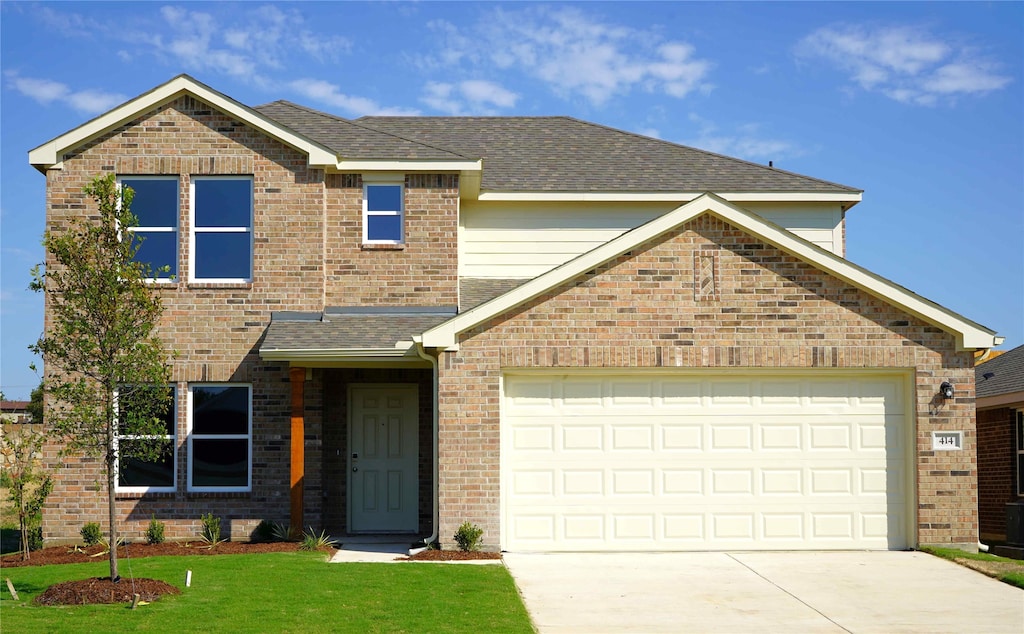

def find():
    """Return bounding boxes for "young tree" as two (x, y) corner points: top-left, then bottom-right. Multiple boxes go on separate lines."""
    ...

(30, 173), (172, 581)
(0, 426), (53, 560)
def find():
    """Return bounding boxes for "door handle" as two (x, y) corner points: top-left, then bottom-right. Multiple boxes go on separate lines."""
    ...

(352, 467), (358, 472)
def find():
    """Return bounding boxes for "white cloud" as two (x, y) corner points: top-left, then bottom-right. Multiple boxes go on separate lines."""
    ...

(797, 24), (1012, 105)
(422, 80), (519, 115)
(5, 72), (126, 114)
(684, 114), (802, 161)
(288, 79), (419, 116)
(425, 7), (713, 106)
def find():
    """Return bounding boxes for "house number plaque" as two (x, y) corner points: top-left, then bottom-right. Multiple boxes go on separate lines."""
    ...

(932, 431), (963, 451)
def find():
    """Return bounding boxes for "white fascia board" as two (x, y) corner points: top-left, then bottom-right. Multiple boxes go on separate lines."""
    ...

(29, 75), (337, 170)
(260, 347), (415, 361)
(476, 191), (862, 204)
(333, 160), (482, 172)
(422, 192), (997, 351)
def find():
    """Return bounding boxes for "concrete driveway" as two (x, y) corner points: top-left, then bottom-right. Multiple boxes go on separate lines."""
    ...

(503, 551), (1024, 633)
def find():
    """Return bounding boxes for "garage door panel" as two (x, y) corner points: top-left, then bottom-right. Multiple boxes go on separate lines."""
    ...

(503, 374), (908, 552)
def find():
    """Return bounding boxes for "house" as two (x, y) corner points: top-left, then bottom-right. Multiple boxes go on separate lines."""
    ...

(30, 74), (1001, 552)
(0, 400), (31, 425)
(976, 344), (1024, 551)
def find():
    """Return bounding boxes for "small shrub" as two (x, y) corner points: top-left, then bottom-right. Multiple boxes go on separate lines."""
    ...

(454, 521), (483, 552)
(252, 519), (276, 543)
(26, 526), (43, 551)
(146, 516), (166, 545)
(81, 522), (102, 546)
(299, 527), (339, 551)
(270, 521), (299, 542)
(199, 513), (225, 547)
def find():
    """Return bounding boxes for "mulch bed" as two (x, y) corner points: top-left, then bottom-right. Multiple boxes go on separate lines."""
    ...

(404, 549), (502, 561)
(2, 540), (307, 568)
(35, 577), (181, 606)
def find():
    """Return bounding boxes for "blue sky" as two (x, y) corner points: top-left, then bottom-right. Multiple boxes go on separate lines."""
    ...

(1, 1), (1021, 399)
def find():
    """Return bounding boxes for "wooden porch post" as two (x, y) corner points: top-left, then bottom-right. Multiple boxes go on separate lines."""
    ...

(289, 366), (305, 531)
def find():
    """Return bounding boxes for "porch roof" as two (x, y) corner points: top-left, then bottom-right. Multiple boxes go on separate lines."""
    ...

(260, 306), (455, 362)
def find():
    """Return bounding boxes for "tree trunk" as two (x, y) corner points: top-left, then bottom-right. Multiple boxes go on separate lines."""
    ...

(107, 443), (119, 581)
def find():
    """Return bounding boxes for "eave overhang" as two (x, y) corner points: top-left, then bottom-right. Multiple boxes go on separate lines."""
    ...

(422, 193), (997, 352)
(476, 190), (862, 210)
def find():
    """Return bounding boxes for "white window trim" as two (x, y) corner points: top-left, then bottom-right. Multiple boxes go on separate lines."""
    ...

(187, 383), (253, 493)
(189, 176), (254, 283)
(116, 175), (179, 284)
(114, 385), (177, 494)
(362, 182), (405, 244)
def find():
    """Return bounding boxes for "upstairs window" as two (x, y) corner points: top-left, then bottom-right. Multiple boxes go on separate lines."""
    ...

(115, 385), (176, 493)
(188, 384), (252, 492)
(363, 183), (404, 244)
(119, 177), (178, 281)
(191, 177), (253, 282)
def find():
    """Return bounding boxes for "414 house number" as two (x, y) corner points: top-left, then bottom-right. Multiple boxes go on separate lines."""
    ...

(932, 431), (963, 451)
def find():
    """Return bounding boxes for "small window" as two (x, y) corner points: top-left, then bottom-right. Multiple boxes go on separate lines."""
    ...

(191, 177), (253, 282)
(363, 183), (404, 244)
(188, 384), (252, 492)
(1017, 411), (1024, 496)
(115, 385), (176, 492)
(119, 177), (178, 281)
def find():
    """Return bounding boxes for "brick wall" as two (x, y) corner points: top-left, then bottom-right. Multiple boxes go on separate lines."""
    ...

(40, 96), (461, 543)
(436, 213), (977, 551)
(323, 173), (459, 307)
(977, 407), (1016, 540)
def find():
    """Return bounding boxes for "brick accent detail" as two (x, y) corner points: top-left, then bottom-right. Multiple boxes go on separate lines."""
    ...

(436, 214), (977, 551)
(977, 407), (1018, 540)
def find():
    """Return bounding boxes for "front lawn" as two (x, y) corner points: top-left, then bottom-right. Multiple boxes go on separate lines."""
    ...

(1, 551), (534, 633)
(921, 546), (1024, 589)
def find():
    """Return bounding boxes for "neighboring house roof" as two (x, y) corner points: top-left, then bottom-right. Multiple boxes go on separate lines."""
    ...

(355, 116), (861, 197)
(421, 193), (1000, 351)
(260, 307), (455, 364)
(976, 344), (1024, 408)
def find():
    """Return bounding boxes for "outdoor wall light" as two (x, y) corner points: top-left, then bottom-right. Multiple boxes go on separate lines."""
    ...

(939, 381), (954, 400)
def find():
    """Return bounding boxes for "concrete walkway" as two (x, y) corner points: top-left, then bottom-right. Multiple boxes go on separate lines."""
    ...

(503, 551), (1024, 633)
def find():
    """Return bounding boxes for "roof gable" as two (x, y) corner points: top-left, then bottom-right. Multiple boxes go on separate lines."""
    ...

(29, 75), (337, 171)
(421, 193), (999, 351)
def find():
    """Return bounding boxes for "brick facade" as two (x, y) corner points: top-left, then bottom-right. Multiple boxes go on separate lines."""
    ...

(40, 97), (455, 542)
(977, 407), (1018, 540)
(436, 214), (977, 551)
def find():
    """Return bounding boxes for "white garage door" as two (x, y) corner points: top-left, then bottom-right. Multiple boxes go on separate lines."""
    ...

(502, 373), (909, 552)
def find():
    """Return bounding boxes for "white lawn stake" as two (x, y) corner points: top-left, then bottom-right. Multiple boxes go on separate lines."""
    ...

(186, 569), (192, 587)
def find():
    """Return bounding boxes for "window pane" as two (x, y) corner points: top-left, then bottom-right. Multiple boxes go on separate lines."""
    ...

(119, 454), (174, 488)
(367, 185), (402, 212)
(123, 178), (177, 227)
(366, 214), (402, 242)
(119, 386), (175, 436)
(192, 439), (248, 487)
(195, 232), (251, 280)
(195, 179), (251, 228)
(193, 386), (249, 435)
(1019, 454), (1024, 495)
(132, 231), (178, 277)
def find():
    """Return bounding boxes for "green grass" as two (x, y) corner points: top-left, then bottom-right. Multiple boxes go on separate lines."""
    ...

(1, 552), (534, 633)
(921, 546), (1024, 590)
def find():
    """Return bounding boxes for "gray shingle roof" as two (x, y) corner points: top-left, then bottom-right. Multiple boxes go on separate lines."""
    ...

(356, 117), (860, 194)
(254, 101), (472, 161)
(261, 307), (455, 352)
(460, 278), (529, 311)
(976, 344), (1024, 399)
(252, 101), (860, 194)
